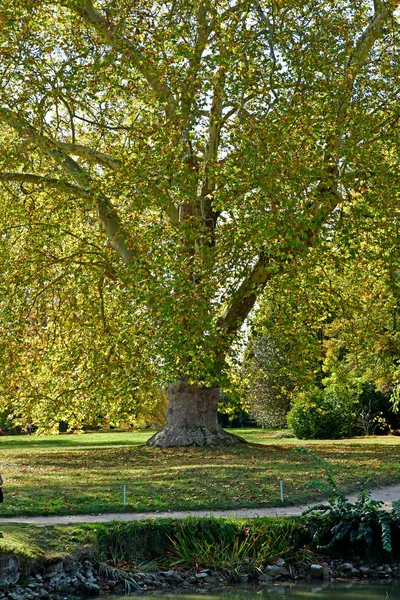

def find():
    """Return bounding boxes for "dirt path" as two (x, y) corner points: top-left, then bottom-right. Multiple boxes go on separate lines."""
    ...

(0, 483), (400, 526)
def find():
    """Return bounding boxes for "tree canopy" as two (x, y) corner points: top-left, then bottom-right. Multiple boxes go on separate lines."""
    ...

(0, 0), (399, 441)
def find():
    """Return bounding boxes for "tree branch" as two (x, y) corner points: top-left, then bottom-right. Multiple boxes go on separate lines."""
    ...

(0, 106), (136, 265)
(62, 0), (178, 122)
(197, 69), (225, 234)
(216, 256), (270, 336)
(346, 2), (399, 76)
(336, 1), (400, 130)
(180, 0), (210, 125)
(0, 172), (94, 201)
(56, 142), (122, 170)
(216, 184), (342, 337)
(217, 4), (399, 338)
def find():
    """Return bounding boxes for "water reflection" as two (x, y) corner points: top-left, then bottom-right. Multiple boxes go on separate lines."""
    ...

(111, 582), (400, 600)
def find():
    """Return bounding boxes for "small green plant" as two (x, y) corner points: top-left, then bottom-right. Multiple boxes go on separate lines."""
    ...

(97, 562), (140, 594)
(304, 489), (393, 553)
(294, 447), (343, 500)
(298, 447), (397, 555)
(392, 500), (400, 517)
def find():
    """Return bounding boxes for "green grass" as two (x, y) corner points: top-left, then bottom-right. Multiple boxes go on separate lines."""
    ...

(0, 522), (96, 561)
(0, 428), (399, 517)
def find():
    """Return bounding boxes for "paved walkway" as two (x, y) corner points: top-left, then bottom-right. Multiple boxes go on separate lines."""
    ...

(0, 483), (400, 526)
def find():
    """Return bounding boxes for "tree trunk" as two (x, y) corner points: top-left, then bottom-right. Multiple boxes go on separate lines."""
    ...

(147, 379), (246, 447)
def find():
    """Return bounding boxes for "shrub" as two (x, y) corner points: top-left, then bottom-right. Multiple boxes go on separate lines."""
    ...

(298, 448), (400, 556)
(287, 388), (352, 439)
(304, 489), (395, 555)
(355, 382), (397, 435)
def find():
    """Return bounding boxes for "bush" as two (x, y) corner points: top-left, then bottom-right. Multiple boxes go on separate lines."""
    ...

(355, 382), (398, 435)
(304, 489), (395, 555)
(287, 388), (353, 439)
(298, 449), (399, 556)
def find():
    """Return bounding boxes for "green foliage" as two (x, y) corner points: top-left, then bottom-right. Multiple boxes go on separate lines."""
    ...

(0, 409), (17, 433)
(247, 185), (400, 428)
(304, 489), (396, 555)
(355, 382), (396, 435)
(97, 563), (141, 594)
(392, 500), (400, 518)
(0, 1), (399, 428)
(217, 392), (253, 427)
(287, 371), (397, 440)
(287, 388), (354, 439)
(94, 520), (177, 563)
(299, 448), (398, 556)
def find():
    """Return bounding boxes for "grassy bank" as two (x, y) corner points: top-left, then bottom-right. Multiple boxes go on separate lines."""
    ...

(0, 429), (399, 516)
(0, 517), (303, 572)
(0, 522), (95, 564)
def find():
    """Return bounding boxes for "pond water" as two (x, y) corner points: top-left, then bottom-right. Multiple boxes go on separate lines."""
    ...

(110, 582), (400, 600)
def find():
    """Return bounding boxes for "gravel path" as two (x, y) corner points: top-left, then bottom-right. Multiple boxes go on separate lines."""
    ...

(0, 483), (400, 526)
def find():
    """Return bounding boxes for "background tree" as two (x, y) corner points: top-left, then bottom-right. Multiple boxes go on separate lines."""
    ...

(0, 0), (399, 445)
(244, 182), (400, 435)
(238, 335), (295, 428)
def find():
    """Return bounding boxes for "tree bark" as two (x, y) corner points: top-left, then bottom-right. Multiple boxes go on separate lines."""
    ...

(147, 379), (245, 447)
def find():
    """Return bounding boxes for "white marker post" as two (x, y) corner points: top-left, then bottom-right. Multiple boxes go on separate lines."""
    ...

(123, 484), (127, 508)
(280, 480), (284, 504)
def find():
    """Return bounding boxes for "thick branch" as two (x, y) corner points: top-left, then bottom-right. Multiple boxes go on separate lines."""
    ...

(178, 1), (211, 173)
(337, 1), (400, 128)
(0, 172), (93, 200)
(0, 106), (135, 265)
(56, 142), (122, 170)
(346, 2), (399, 76)
(216, 186), (341, 337)
(197, 69), (225, 234)
(180, 0), (210, 125)
(216, 256), (270, 336)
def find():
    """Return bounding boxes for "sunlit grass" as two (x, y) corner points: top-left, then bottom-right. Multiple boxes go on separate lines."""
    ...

(0, 522), (96, 560)
(0, 428), (399, 516)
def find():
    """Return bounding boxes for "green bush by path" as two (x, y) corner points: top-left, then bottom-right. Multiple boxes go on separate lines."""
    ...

(0, 429), (399, 517)
(287, 388), (355, 439)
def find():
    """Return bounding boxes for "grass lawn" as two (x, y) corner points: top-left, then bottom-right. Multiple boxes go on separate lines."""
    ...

(0, 428), (400, 517)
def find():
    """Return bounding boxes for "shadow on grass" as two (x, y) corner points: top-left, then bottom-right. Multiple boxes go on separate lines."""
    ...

(0, 432), (154, 449)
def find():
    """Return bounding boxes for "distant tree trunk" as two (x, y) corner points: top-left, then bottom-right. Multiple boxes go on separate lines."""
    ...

(147, 379), (245, 447)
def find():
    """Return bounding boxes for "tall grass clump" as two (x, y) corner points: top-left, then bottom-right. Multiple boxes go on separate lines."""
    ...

(168, 517), (299, 571)
(93, 519), (177, 564)
(93, 517), (301, 571)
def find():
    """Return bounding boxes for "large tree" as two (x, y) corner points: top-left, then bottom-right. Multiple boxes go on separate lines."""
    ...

(0, 0), (399, 445)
